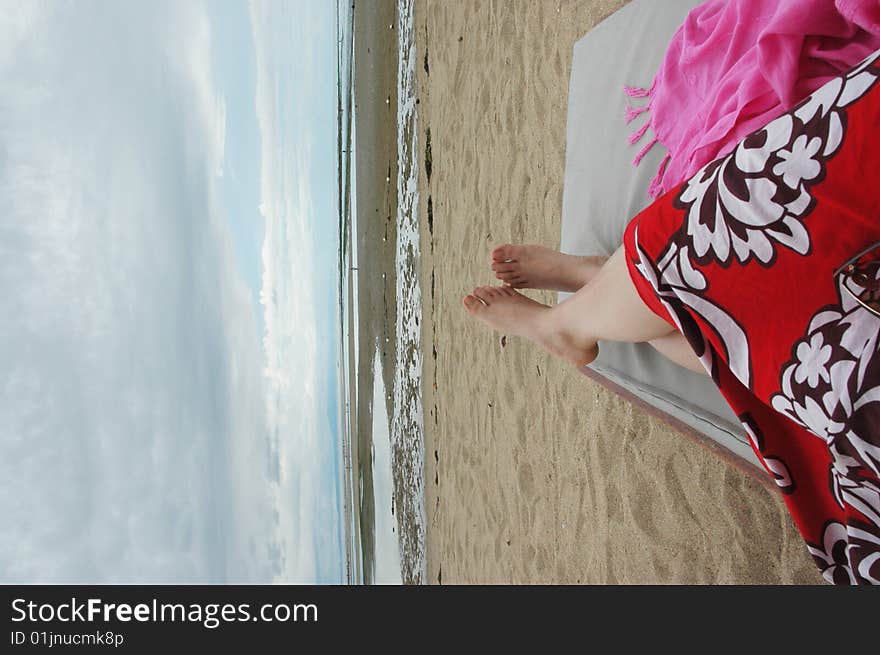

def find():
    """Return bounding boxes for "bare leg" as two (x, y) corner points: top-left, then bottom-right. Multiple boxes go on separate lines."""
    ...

(491, 243), (605, 292)
(463, 284), (600, 367)
(648, 332), (706, 375)
(551, 246), (676, 341)
(464, 245), (704, 372)
(483, 243), (707, 375)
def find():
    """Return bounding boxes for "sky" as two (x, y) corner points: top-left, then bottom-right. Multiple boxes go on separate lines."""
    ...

(0, 0), (345, 583)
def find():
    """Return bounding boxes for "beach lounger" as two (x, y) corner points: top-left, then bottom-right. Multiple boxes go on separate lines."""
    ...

(559, 0), (764, 475)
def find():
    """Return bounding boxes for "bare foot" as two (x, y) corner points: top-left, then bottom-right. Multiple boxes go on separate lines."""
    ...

(462, 285), (599, 368)
(491, 244), (605, 292)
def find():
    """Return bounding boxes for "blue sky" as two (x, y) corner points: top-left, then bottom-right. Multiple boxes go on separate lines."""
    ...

(0, 0), (344, 582)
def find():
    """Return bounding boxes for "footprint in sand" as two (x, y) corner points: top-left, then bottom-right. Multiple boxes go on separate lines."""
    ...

(517, 462), (535, 495)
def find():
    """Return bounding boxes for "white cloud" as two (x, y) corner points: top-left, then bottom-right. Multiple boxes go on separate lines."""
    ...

(249, 0), (344, 583)
(0, 0), (299, 582)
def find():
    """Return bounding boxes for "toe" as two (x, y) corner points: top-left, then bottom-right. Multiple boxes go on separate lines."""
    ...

(472, 286), (493, 303)
(491, 262), (516, 273)
(491, 244), (516, 263)
(462, 294), (483, 314)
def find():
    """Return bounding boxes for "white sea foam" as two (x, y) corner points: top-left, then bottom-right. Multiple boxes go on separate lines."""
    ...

(391, 0), (426, 584)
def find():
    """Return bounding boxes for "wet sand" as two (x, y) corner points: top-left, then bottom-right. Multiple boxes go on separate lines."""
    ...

(352, 0), (400, 584)
(414, 0), (822, 584)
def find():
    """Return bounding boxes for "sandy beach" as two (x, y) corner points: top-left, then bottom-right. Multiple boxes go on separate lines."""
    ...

(414, 0), (822, 584)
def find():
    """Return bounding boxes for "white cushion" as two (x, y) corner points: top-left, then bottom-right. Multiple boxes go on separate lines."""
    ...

(559, 0), (759, 467)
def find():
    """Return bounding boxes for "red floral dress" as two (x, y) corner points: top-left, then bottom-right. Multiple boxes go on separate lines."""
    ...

(623, 50), (880, 584)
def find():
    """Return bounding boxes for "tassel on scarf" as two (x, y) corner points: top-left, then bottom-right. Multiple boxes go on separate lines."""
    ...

(627, 120), (651, 144)
(622, 80), (655, 98)
(647, 153), (671, 199)
(624, 103), (650, 124)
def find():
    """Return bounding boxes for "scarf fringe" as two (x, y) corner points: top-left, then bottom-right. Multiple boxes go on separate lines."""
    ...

(632, 137), (658, 167)
(623, 80), (655, 98)
(648, 154), (671, 199)
(624, 79), (668, 197)
(627, 120), (651, 144)
(625, 103), (650, 124)
(623, 81), (655, 150)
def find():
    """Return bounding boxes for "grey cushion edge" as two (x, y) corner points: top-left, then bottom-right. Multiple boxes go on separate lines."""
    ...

(560, 0), (760, 470)
(590, 363), (761, 467)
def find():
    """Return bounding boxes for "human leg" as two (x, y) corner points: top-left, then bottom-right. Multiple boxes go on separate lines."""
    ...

(648, 332), (706, 375)
(483, 242), (708, 374)
(490, 243), (606, 292)
(464, 245), (679, 369)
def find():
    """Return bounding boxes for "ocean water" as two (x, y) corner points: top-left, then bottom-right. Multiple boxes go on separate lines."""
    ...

(337, 0), (425, 585)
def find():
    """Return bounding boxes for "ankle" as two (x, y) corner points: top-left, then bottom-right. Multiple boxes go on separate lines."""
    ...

(535, 306), (573, 346)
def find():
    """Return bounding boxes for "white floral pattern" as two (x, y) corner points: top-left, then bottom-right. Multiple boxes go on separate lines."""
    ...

(635, 231), (755, 386)
(808, 521), (880, 585)
(741, 414), (795, 494)
(828, 443), (880, 529)
(770, 274), (880, 584)
(631, 49), (880, 584)
(771, 275), (880, 479)
(634, 50), (880, 394)
(772, 134), (823, 188)
(673, 50), (880, 268)
(633, 231), (742, 383)
(793, 332), (833, 387)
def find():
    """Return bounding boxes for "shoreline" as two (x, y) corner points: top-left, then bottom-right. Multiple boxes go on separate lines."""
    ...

(350, 0), (426, 585)
(352, 0), (400, 584)
(413, 0), (821, 584)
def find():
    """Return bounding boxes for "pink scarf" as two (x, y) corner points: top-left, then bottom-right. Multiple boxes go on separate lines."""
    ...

(627, 0), (880, 198)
